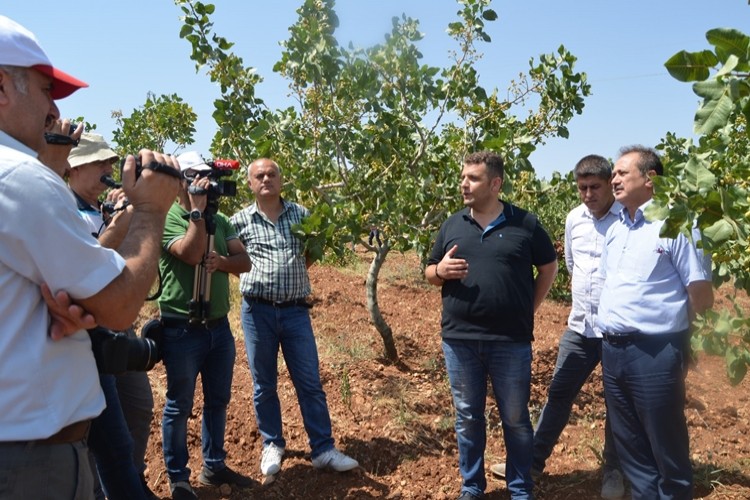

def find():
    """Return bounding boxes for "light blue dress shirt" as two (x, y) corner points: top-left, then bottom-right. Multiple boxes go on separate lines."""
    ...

(597, 200), (712, 335)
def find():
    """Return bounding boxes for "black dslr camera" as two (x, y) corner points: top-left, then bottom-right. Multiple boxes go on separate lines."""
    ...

(88, 319), (164, 374)
(186, 159), (239, 199)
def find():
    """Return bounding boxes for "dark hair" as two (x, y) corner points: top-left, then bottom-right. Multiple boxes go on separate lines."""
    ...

(573, 154), (611, 181)
(618, 145), (663, 176)
(464, 151), (504, 180)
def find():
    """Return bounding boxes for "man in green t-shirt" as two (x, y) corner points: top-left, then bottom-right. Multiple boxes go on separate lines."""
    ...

(157, 151), (252, 500)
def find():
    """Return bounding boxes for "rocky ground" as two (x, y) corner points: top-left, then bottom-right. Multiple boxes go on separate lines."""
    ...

(137, 251), (750, 499)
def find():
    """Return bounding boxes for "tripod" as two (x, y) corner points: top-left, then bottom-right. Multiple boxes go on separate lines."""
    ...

(188, 199), (218, 325)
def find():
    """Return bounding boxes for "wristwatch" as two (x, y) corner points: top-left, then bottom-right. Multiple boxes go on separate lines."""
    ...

(189, 209), (203, 221)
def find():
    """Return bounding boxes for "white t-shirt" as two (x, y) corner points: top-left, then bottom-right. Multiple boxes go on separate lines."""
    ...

(0, 132), (125, 441)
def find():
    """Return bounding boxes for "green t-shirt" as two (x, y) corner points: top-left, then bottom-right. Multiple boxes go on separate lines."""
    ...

(157, 203), (237, 319)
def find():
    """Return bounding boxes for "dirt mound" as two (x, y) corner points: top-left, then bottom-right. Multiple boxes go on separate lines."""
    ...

(139, 251), (750, 499)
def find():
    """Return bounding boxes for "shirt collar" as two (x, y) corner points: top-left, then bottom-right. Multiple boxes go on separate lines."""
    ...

(462, 199), (515, 221)
(0, 130), (38, 158)
(618, 199), (653, 226)
(248, 197), (288, 216)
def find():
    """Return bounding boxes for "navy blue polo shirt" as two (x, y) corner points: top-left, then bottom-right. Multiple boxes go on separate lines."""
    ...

(428, 202), (557, 342)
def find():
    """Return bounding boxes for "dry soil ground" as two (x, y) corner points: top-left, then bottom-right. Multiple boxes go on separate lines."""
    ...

(137, 251), (750, 499)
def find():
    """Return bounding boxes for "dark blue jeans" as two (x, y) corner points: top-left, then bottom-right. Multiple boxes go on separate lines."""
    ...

(88, 374), (147, 500)
(533, 329), (619, 473)
(602, 332), (692, 499)
(161, 317), (236, 483)
(442, 338), (534, 500)
(240, 298), (335, 457)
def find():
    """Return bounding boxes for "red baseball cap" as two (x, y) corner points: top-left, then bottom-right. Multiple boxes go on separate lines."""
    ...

(0, 15), (88, 99)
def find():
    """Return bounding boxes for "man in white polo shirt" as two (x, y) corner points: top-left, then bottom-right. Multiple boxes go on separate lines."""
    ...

(0, 15), (179, 499)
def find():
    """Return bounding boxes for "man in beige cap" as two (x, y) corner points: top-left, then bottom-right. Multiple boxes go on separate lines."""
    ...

(68, 133), (122, 236)
(0, 15), (180, 499)
(67, 133), (159, 500)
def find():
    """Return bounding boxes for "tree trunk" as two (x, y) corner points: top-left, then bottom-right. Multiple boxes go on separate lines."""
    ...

(366, 241), (398, 362)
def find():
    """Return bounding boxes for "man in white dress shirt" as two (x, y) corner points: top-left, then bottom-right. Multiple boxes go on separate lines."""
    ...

(492, 154), (625, 499)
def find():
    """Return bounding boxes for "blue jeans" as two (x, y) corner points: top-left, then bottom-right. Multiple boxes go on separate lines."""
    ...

(602, 332), (691, 499)
(161, 317), (236, 483)
(533, 329), (619, 473)
(240, 298), (335, 457)
(442, 338), (534, 500)
(88, 374), (147, 500)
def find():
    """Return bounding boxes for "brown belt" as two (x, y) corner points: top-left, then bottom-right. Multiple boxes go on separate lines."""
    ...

(38, 420), (91, 445)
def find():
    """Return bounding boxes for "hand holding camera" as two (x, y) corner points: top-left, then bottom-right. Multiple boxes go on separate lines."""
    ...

(187, 175), (211, 213)
(44, 119), (82, 146)
(38, 119), (84, 176)
(121, 150), (181, 216)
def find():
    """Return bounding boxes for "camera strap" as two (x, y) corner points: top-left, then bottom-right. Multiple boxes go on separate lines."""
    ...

(44, 132), (79, 146)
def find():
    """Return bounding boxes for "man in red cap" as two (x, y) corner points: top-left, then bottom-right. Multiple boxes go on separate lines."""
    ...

(0, 15), (180, 499)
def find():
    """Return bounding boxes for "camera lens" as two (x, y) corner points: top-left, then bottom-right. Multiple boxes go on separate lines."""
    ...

(125, 337), (160, 372)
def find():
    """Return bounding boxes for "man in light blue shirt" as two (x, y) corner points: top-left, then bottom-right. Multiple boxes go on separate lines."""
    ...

(598, 145), (713, 500)
(491, 154), (625, 499)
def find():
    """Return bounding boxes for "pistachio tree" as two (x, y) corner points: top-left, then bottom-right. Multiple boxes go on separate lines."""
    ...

(175, 0), (590, 361)
(111, 92), (197, 155)
(658, 27), (750, 383)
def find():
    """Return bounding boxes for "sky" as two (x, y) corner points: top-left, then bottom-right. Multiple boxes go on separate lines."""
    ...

(4, 1), (750, 179)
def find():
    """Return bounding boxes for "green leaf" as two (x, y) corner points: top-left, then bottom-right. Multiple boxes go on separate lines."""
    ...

(703, 218), (735, 244)
(706, 28), (750, 65)
(692, 79), (726, 100)
(716, 54), (739, 77)
(482, 9), (498, 21)
(694, 93), (734, 135)
(726, 347), (749, 386)
(179, 24), (193, 39)
(665, 50), (718, 82)
(644, 201), (670, 221)
(683, 157), (716, 190)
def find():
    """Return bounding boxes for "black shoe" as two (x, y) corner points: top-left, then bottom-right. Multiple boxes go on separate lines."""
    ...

(199, 465), (253, 487)
(170, 481), (197, 500)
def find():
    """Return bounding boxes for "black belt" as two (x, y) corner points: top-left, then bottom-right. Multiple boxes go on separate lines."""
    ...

(161, 316), (227, 330)
(602, 331), (645, 345)
(245, 296), (311, 308)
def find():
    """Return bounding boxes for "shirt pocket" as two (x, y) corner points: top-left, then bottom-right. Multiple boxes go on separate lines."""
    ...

(624, 244), (672, 282)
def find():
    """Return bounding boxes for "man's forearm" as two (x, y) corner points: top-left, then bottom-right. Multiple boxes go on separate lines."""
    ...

(219, 253), (251, 275)
(98, 209), (133, 249)
(533, 261), (558, 312)
(77, 210), (165, 330)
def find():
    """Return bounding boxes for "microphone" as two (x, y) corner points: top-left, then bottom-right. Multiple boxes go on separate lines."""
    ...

(100, 175), (122, 189)
(209, 159), (240, 170)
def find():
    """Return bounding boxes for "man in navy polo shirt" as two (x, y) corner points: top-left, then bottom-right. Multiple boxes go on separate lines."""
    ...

(426, 151), (558, 500)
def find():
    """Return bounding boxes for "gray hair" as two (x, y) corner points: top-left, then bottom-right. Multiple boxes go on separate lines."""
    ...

(0, 65), (29, 95)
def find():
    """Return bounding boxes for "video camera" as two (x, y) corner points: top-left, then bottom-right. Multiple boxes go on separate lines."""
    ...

(186, 159), (240, 199)
(88, 320), (164, 374)
(44, 122), (79, 146)
(119, 156), (184, 181)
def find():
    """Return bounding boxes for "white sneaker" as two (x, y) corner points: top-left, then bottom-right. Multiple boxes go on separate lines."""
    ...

(601, 469), (625, 499)
(311, 448), (359, 472)
(260, 443), (285, 475)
